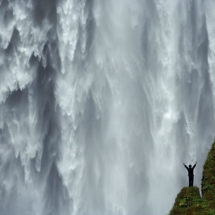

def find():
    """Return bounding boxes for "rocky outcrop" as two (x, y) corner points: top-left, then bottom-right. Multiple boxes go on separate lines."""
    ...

(201, 141), (215, 209)
(169, 141), (215, 215)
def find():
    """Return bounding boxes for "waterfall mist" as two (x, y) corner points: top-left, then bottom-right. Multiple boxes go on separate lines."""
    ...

(0, 0), (215, 214)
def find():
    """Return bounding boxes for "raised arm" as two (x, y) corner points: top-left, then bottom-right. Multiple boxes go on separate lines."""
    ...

(183, 163), (188, 170)
(192, 162), (197, 169)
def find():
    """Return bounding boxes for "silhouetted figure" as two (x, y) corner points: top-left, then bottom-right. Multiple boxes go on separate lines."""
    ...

(183, 162), (197, 187)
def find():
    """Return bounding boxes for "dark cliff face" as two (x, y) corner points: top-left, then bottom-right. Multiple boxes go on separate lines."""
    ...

(169, 141), (215, 215)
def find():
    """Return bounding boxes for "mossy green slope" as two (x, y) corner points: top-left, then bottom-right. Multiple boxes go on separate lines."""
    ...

(169, 141), (215, 215)
(202, 141), (215, 209)
(169, 187), (209, 215)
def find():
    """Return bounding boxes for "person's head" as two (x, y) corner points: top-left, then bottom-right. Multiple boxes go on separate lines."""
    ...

(189, 165), (192, 168)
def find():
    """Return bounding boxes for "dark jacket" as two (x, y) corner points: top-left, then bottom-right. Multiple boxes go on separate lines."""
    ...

(184, 164), (196, 177)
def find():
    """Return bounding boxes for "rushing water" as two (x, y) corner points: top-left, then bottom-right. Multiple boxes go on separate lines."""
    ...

(0, 0), (215, 215)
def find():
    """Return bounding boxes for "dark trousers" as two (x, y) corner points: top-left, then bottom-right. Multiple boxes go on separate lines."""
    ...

(189, 176), (194, 187)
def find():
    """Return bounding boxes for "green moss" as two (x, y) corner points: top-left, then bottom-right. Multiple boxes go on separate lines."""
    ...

(202, 140), (215, 210)
(169, 187), (204, 215)
(169, 141), (215, 215)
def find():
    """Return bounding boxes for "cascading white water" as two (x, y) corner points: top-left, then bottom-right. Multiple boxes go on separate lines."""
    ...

(0, 0), (215, 214)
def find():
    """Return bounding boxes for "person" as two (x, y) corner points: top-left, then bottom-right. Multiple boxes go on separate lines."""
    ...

(183, 162), (197, 187)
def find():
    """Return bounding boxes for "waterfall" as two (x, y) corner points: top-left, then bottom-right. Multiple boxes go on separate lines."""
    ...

(0, 0), (215, 214)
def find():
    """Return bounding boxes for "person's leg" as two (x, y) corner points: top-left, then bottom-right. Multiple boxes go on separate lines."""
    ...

(189, 176), (193, 187)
